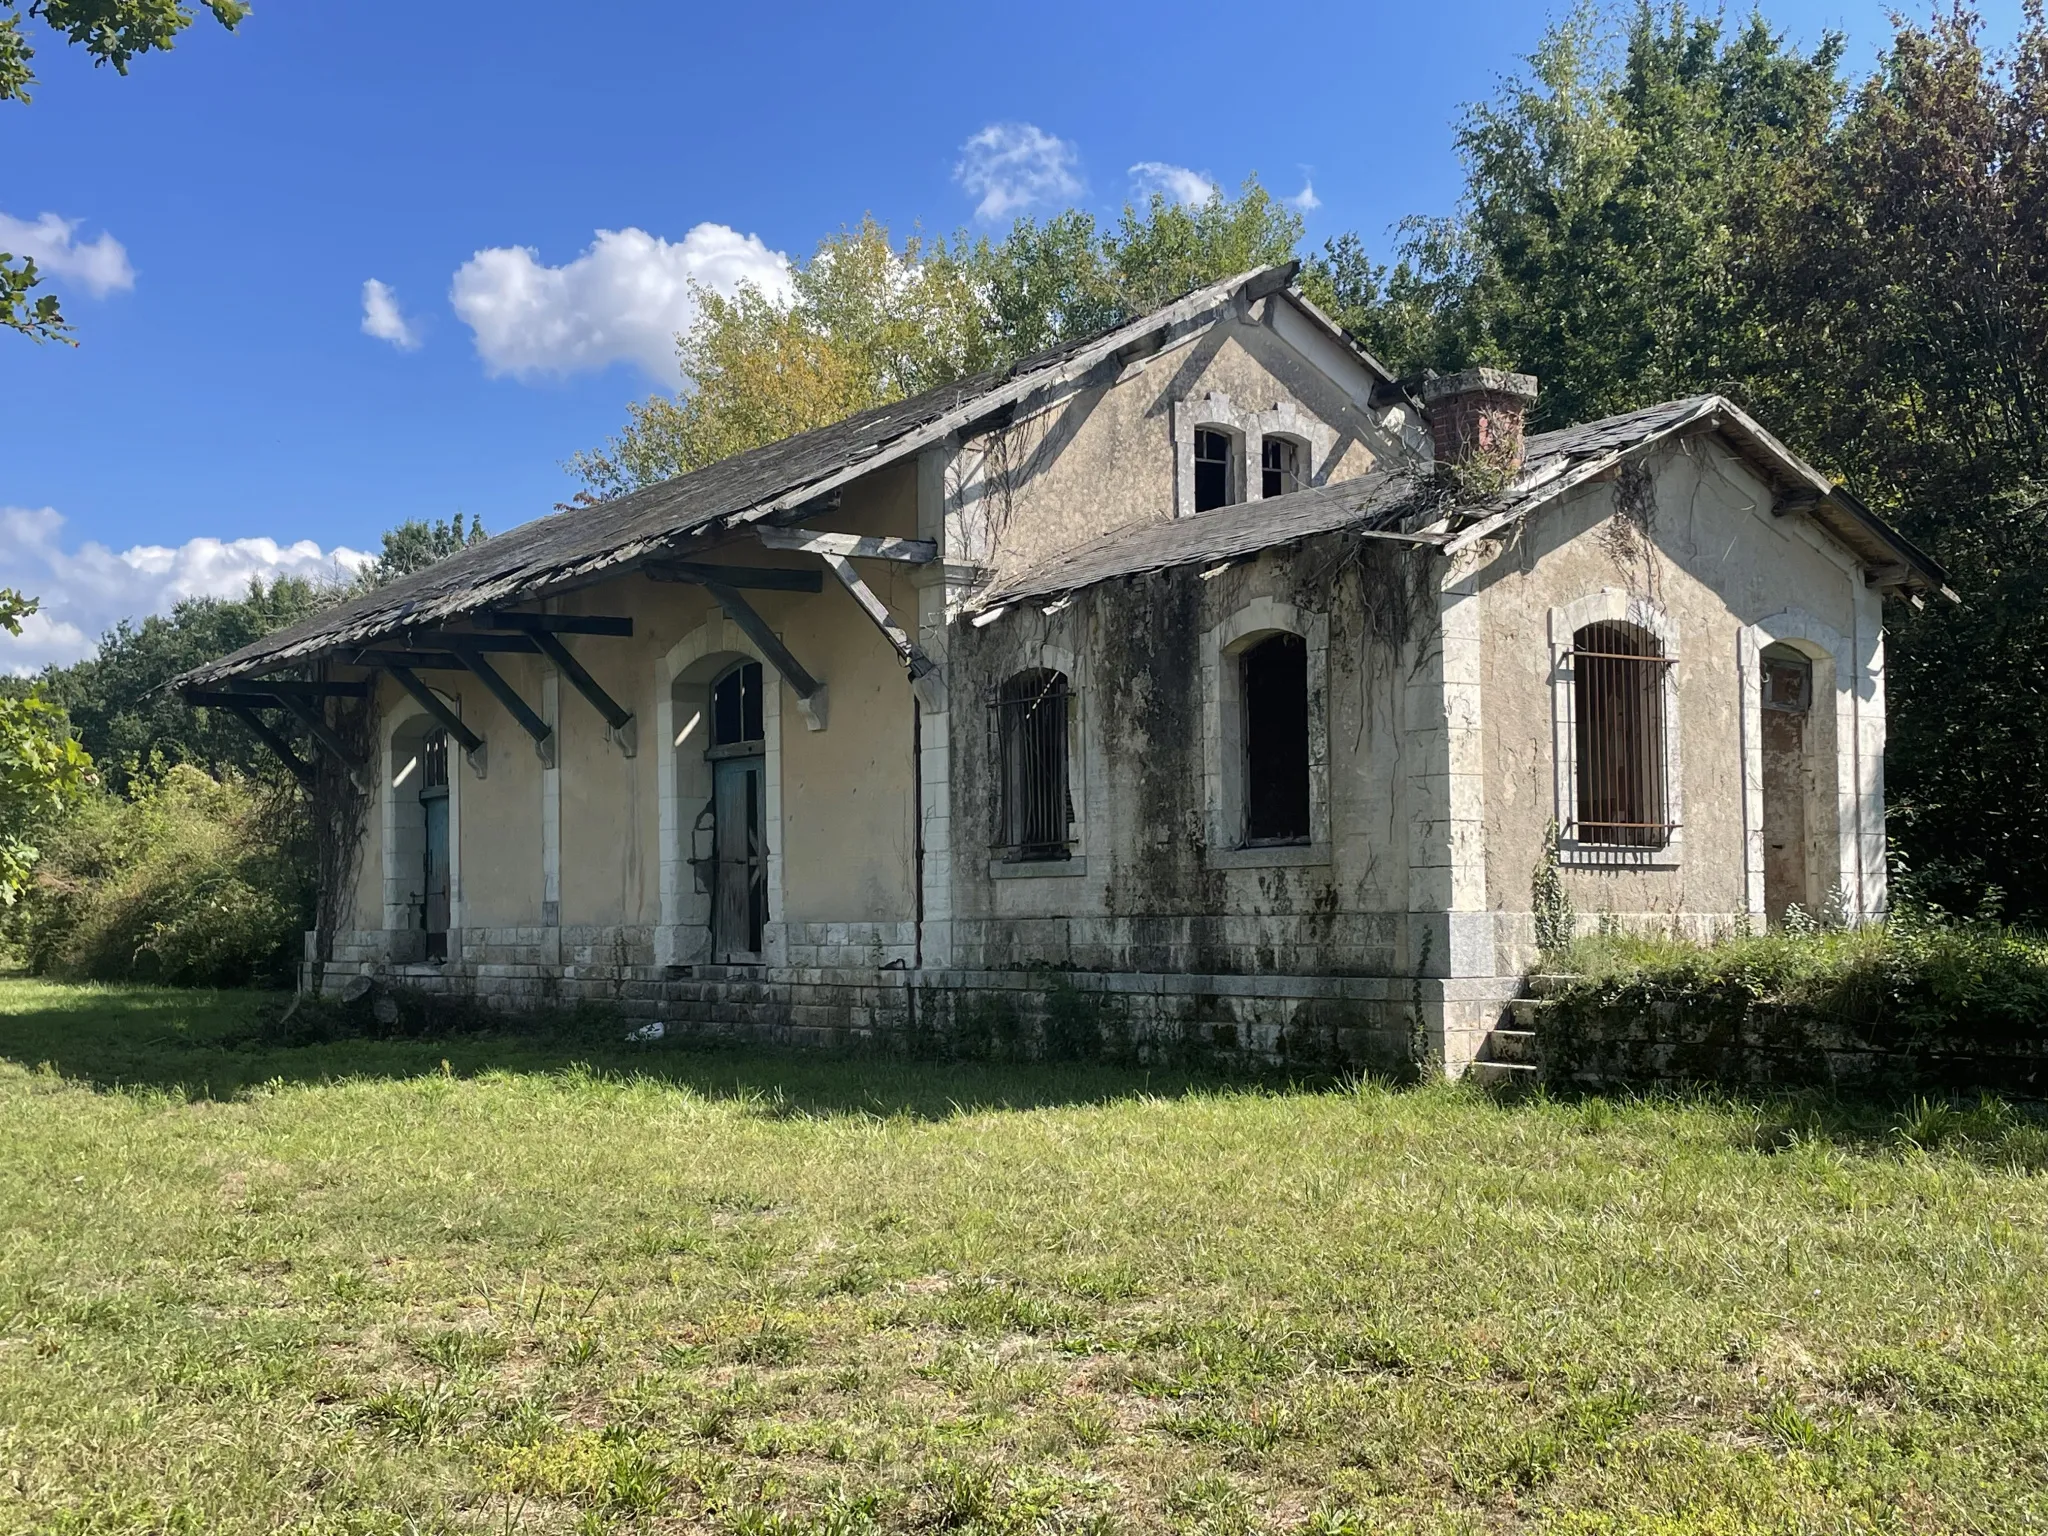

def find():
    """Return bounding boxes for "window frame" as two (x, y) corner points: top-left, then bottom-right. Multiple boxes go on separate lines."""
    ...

(1202, 597), (1331, 869)
(1174, 393), (1340, 519)
(1548, 591), (1684, 869)
(984, 644), (1088, 878)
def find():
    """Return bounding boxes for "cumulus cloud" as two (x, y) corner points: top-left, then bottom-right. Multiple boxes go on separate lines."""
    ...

(1128, 162), (1219, 207)
(1286, 177), (1322, 212)
(955, 123), (1084, 221)
(449, 224), (791, 381)
(0, 211), (134, 297)
(360, 278), (422, 350)
(0, 506), (372, 674)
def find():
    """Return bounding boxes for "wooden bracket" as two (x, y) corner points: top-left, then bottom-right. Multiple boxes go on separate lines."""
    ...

(820, 552), (948, 711)
(387, 664), (488, 778)
(272, 693), (370, 792)
(220, 701), (314, 786)
(481, 612), (633, 637)
(219, 678), (372, 699)
(352, 649), (467, 671)
(526, 630), (636, 756)
(444, 641), (555, 767)
(703, 581), (828, 731)
(757, 528), (938, 564)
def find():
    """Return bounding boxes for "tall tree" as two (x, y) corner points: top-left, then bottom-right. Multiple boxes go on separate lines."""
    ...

(571, 181), (1307, 499)
(1, 0), (248, 342)
(0, 591), (93, 903)
(357, 513), (489, 589)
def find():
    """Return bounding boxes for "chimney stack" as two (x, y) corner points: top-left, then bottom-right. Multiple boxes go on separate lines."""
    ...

(1422, 368), (1539, 476)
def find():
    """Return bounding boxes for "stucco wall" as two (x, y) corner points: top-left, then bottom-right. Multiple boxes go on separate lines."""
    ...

(1472, 437), (1878, 970)
(949, 313), (1406, 586)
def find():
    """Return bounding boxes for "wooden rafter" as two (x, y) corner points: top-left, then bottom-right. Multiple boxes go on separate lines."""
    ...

(387, 663), (486, 768)
(442, 641), (556, 767)
(702, 581), (828, 731)
(644, 561), (824, 592)
(756, 528), (937, 564)
(819, 553), (947, 711)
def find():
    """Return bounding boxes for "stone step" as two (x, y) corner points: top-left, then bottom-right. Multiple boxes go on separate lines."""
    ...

(1526, 973), (1576, 999)
(1508, 997), (1555, 1029)
(1482, 1028), (1538, 1065)
(1468, 1059), (1539, 1088)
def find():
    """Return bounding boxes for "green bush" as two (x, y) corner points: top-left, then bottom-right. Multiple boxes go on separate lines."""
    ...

(1552, 919), (2048, 1055)
(11, 765), (311, 987)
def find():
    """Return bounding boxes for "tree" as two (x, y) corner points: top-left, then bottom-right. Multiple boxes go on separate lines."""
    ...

(358, 513), (489, 589)
(571, 181), (1309, 499)
(0, 590), (93, 903)
(1, 0), (248, 342)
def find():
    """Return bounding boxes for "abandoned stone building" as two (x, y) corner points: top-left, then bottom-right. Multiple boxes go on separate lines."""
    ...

(179, 263), (1952, 1074)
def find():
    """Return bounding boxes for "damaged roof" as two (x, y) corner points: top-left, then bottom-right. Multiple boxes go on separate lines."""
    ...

(180, 262), (1356, 687)
(975, 393), (1953, 609)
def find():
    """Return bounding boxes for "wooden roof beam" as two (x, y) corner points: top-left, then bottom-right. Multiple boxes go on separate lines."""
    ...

(480, 611), (633, 637)
(756, 528), (938, 564)
(703, 581), (828, 731)
(386, 663), (487, 777)
(442, 640), (556, 767)
(271, 693), (369, 792)
(644, 561), (824, 592)
(820, 553), (946, 712)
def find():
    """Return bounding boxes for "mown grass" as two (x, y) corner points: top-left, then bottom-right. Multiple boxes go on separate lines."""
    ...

(2, 978), (2046, 1534)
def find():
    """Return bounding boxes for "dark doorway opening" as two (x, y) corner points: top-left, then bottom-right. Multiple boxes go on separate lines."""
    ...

(1241, 634), (1311, 844)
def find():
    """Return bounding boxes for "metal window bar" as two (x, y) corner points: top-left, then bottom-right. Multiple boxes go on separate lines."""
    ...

(989, 670), (1073, 861)
(421, 729), (449, 790)
(1569, 623), (1676, 850)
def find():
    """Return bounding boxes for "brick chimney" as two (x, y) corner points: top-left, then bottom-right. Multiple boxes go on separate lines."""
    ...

(1422, 368), (1540, 475)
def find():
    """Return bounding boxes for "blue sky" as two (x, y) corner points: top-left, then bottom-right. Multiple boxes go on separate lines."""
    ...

(0, 0), (2026, 668)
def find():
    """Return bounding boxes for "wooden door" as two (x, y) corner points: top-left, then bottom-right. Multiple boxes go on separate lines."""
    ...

(712, 754), (766, 960)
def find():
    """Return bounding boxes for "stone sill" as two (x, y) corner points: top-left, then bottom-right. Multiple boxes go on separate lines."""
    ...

(988, 857), (1088, 880)
(1207, 842), (1331, 871)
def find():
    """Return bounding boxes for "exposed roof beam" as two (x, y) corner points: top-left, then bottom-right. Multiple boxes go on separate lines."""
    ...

(1773, 488), (1823, 517)
(443, 641), (555, 767)
(218, 678), (373, 699)
(643, 561), (824, 592)
(402, 631), (539, 654)
(481, 612), (634, 637)
(820, 552), (946, 712)
(353, 649), (467, 671)
(757, 528), (938, 564)
(703, 581), (827, 731)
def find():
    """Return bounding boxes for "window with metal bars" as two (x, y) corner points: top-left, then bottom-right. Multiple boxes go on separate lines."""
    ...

(990, 669), (1073, 861)
(1570, 621), (1675, 849)
(421, 729), (449, 791)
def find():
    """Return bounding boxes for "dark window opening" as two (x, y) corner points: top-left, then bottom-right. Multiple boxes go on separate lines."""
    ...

(1762, 646), (1812, 712)
(712, 660), (765, 747)
(1241, 634), (1311, 844)
(421, 729), (449, 790)
(418, 729), (450, 962)
(1571, 621), (1673, 849)
(991, 668), (1072, 861)
(1195, 429), (1236, 513)
(1262, 437), (1302, 498)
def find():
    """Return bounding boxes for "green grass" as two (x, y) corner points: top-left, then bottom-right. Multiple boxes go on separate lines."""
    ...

(2, 979), (2046, 1534)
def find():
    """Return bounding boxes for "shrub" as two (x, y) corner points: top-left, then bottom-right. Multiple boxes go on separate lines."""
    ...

(11, 765), (311, 987)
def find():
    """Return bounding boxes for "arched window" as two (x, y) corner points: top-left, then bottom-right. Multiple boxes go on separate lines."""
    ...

(1240, 633), (1310, 844)
(1194, 428), (1239, 513)
(993, 668), (1072, 861)
(387, 714), (454, 964)
(711, 659), (764, 747)
(1571, 620), (1673, 849)
(1261, 436), (1304, 498)
(703, 660), (767, 958)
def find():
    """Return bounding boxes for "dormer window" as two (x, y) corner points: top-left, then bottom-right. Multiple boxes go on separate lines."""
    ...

(1195, 429), (1238, 513)
(1262, 438), (1302, 498)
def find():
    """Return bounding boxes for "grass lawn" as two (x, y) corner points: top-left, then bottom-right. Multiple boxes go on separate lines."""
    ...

(2, 980), (2046, 1534)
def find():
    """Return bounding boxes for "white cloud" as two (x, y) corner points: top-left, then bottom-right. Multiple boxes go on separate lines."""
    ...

(0, 506), (372, 673)
(0, 211), (134, 297)
(449, 224), (791, 381)
(1129, 162), (1219, 207)
(1286, 177), (1322, 212)
(955, 123), (1084, 221)
(360, 278), (422, 350)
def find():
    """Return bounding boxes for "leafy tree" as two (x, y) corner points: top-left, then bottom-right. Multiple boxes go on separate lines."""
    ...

(0, 590), (93, 904)
(572, 181), (1308, 498)
(358, 513), (489, 588)
(1, 0), (248, 342)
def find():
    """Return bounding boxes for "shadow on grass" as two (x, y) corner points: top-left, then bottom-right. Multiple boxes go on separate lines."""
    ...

(0, 981), (1282, 1117)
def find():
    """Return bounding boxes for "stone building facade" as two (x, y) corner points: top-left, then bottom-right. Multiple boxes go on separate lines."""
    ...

(180, 265), (1949, 1074)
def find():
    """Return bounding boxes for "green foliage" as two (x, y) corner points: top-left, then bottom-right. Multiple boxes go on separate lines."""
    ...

(1531, 821), (1575, 955)
(0, 687), (95, 904)
(11, 764), (310, 986)
(355, 512), (489, 589)
(1, 0), (247, 340)
(4, 983), (2048, 1529)
(572, 181), (1306, 498)
(32, 575), (331, 795)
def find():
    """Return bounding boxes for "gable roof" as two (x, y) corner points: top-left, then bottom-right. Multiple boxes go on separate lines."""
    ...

(181, 262), (1384, 687)
(972, 393), (1953, 610)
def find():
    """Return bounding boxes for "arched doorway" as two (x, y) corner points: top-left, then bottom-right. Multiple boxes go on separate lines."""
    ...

(1761, 643), (1814, 926)
(388, 716), (454, 964)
